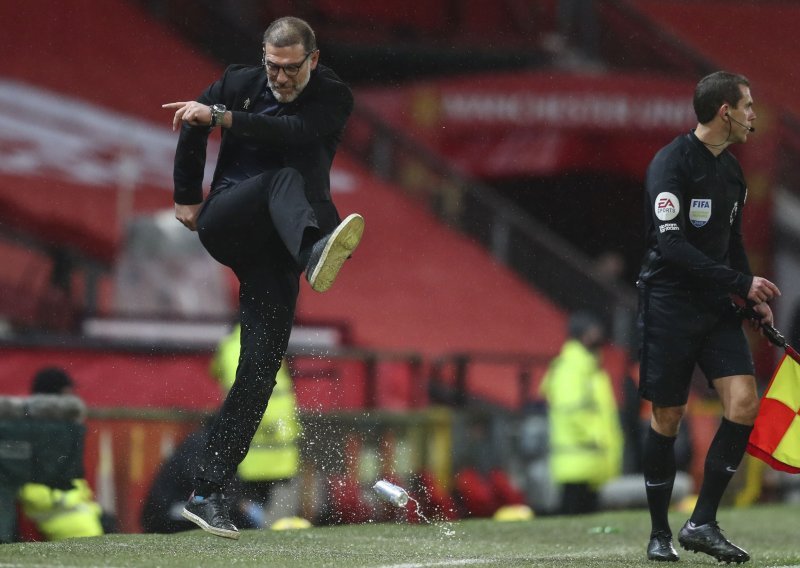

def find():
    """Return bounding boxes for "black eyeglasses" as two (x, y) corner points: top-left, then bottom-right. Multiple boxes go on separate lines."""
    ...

(265, 51), (315, 77)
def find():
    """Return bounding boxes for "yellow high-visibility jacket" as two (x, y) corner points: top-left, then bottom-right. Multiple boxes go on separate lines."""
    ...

(210, 325), (301, 481)
(539, 339), (623, 488)
(18, 478), (103, 540)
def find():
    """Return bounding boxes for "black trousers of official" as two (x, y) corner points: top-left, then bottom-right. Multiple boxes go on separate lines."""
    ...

(194, 167), (321, 489)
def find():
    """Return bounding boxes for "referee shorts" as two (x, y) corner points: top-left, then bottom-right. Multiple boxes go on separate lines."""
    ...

(637, 284), (754, 407)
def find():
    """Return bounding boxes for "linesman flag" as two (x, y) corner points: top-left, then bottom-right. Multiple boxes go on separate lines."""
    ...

(737, 304), (800, 473)
(747, 352), (800, 473)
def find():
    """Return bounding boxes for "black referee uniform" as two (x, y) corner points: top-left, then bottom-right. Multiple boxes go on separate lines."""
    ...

(637, 130), (754, 406)
(640, 72), (769, 564)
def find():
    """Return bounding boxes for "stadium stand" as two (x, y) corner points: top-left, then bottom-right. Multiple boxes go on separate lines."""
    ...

(0, 0), (590, 530)
(625, 1), (800, 115)
(0, 0), (569, 356)
(138, 0), (557, 87)
(0, 0), (222, 328)
(6, 0), (798, 531)
(0, 0), (604, 400)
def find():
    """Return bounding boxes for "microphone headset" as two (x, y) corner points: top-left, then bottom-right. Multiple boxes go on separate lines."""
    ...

(725, 111), (755, 133)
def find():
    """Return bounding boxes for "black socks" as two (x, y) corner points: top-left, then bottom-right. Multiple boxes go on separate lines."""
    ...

(643, 418), (753, 536)
(690, 417), (753, 526)
(643, 427), (677, 536)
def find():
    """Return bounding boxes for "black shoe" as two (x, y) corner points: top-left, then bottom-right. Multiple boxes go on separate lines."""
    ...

(647, 531), (679, 562)
(306, 213), (364, 293)
(678, 520), (749, 563)
(181, 492), (240, 540)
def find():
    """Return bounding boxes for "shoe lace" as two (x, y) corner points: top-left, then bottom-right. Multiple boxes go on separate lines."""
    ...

(208, 494), (231, 523)
(652, 530), (672, 542)
(707, 521), (723, 533)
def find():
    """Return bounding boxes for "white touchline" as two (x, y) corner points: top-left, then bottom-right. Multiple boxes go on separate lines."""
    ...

(373, 560), (491, 568)
(0, 565), (126, 568)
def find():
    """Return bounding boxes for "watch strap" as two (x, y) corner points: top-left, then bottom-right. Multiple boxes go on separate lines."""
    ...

(210, 104), (226, 127)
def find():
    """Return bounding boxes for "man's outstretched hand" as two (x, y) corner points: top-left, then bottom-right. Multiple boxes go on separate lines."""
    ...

(162, 101), (211, 131)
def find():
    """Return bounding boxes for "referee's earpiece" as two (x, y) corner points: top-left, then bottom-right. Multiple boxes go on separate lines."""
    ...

(724, 109), (756, 132)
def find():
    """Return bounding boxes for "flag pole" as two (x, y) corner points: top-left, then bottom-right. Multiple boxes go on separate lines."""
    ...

(736, 303), (800, 474)
(735, 304), (800, 364)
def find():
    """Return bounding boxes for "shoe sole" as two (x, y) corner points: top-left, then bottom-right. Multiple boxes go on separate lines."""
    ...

(308, 213), (364, 293)
(181, 507), (241, 540)
(678, 539), (749, 564)
(647, 548), (679, 562)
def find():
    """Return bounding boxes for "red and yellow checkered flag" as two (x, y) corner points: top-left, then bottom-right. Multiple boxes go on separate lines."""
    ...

(748, 352), (800, 473)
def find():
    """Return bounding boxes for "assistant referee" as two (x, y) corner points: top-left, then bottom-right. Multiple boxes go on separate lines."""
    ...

(637, 71), (780, 564)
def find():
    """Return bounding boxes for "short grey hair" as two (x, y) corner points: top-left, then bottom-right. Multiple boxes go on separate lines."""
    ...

(263, 17), (317, 52)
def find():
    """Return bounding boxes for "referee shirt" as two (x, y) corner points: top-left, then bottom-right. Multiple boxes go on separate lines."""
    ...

(638, 131), (753, 299)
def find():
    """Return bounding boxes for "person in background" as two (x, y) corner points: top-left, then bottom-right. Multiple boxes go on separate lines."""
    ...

(17, 368), (105, 541)
(539, 312), (623, 515)
(209, 324), (302, 525)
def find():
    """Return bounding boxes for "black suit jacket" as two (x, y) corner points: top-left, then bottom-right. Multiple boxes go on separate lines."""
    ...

(172, 64), (353, 212)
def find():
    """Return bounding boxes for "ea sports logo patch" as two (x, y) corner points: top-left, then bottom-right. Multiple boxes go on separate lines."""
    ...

(689, 198), (711, 227)
(655, 192), (679, 221)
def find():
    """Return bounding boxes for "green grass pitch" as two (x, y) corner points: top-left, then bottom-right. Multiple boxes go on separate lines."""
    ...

(2, 504), (799, 567)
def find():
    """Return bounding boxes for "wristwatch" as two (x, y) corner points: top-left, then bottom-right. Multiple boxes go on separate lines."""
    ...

(209, 104), (227, 127)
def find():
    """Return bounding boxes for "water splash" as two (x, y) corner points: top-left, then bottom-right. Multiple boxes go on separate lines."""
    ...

(407, 495), (429, 524)
(408, 493), (456, 538)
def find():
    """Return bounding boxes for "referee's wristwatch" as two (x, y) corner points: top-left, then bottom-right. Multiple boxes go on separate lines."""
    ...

(209, 104), (227, 127)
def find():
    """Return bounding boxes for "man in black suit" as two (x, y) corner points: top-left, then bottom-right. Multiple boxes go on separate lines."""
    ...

(163, 16), (364, 539)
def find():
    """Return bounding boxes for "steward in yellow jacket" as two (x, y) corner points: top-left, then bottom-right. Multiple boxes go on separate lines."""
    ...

(210, 325), (301, 485)
(18, 479), (103, 540)
(539, 313), (623, 514)
(17, 368), (105, 540)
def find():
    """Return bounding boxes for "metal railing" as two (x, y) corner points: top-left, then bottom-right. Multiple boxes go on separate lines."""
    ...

(429, 351), (553, 410)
